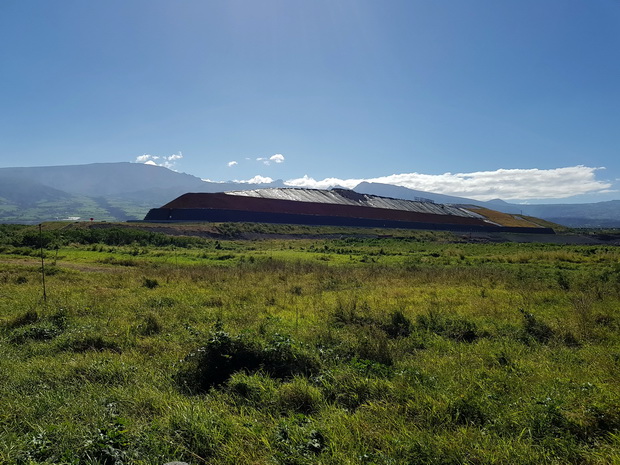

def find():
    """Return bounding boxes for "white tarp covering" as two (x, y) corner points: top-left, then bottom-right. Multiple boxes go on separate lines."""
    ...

(226, 188), (484, 219)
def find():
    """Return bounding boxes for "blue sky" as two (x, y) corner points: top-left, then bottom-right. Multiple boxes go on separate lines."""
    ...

(1, 0), (619, 202)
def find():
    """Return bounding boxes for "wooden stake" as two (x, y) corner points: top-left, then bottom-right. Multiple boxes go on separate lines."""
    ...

(39, 224), (47, 305)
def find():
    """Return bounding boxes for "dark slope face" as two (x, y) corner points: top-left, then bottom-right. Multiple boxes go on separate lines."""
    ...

(0, 163), (286, 223)
(0, 163), (212, 223)
(0, 176), (72, 206)
(0, 162), (208, 197)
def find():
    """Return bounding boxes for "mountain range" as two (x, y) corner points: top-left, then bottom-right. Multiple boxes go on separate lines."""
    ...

(0, 162), (618, 227)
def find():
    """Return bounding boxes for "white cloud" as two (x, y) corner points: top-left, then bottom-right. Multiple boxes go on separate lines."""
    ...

(135, 152), (183, 170)
(284, 175), (361, 190)
(281, 166), (612, 201)
(234, 175), (275, 184)
(228, 161), (238, 167)
(136, 154), (154, 162)
(255, 153), (285, 166)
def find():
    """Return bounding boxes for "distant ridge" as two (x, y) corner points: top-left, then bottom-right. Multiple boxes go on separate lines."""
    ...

(0, 162), (207, 197)
(0, 163), (618, 226)
(0, 162), (285, 223)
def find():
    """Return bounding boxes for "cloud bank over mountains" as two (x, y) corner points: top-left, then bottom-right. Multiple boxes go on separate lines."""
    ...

(282, 166), (613, 201)
(134, 152), (613, 202)
(233, 166), (611, 201)
(136, 152), (183, 170)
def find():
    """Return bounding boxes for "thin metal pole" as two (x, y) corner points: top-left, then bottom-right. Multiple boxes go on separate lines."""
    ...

(39, 224), (47, 304)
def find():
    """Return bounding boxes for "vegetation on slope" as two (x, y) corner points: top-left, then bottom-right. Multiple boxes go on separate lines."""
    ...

(1, 224), (619, 464)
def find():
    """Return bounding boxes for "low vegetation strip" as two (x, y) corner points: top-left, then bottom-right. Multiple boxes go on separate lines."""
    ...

(0, 223), (619, 464)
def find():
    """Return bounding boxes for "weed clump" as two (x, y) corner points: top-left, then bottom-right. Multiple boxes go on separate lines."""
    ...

(10, 322), (61, 343)
(176, 325), (319, 393)
(382, 309), (412, 338)
(7, 309), (68, 343)
(331, 301), (374, 327)
(448, 394), (487, 426)
(142, 277), (159, 289)
(6, 309), (39, 329)
(137, 313), (162, 336)
(520, 309), (554, 344)
(273, 415), (327, 464)
(416, 310), (480, 343)
(82, 417), (130, 465)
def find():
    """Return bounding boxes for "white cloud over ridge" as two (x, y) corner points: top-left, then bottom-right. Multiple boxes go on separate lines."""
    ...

(279, 166), (612, 201)
(136, 152), (183, 170)
(235, 175), (275, 184)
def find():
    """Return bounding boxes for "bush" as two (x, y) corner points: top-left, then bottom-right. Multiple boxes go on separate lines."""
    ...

(138, 313), (162, 336)
(82, 417), (130, 465)
(142, 277), (159, 289)
(520, 309), (554, 344)
(416, 310), (480, 343)
(10, 322), (62, 343)
(382, 309), (412, 338)
(448, 395), (487, 426)
(8, 309), (68, 343)
(6, 309), (39, 329)
(176, 326), (319, 393)
(273, 415), (327, 464)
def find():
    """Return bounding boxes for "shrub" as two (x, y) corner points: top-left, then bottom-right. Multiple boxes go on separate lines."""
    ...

(6, 309), (39, 329)
(331, 300), (374, 327)
(273, 415), (327, 464)
(138, 313), (162, 336)
(354, 327), (393, 366)
(8, 309), (68, 343)
(142, 277), (159, 289)
(448, 395), (487, 426)
(556, 271), (571, 291)
(520, 309), (554, 344)
(82, 417), (130, 465)
(416, 310), (480, 343)
(382, 309), (412, 338)
(176, 327), (319, 393)
(10, 322), (61, 343)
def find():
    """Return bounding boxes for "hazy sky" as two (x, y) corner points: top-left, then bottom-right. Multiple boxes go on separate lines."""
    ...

(1, 0), (619, 202)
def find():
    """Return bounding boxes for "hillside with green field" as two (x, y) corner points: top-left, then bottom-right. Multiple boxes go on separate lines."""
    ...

(1, 223), (619, 464)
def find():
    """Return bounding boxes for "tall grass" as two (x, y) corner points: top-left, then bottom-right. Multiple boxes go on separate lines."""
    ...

(1, 225), (619, 464)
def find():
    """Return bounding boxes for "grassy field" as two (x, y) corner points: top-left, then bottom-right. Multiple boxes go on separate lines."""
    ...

(1, 223), (619, 464)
